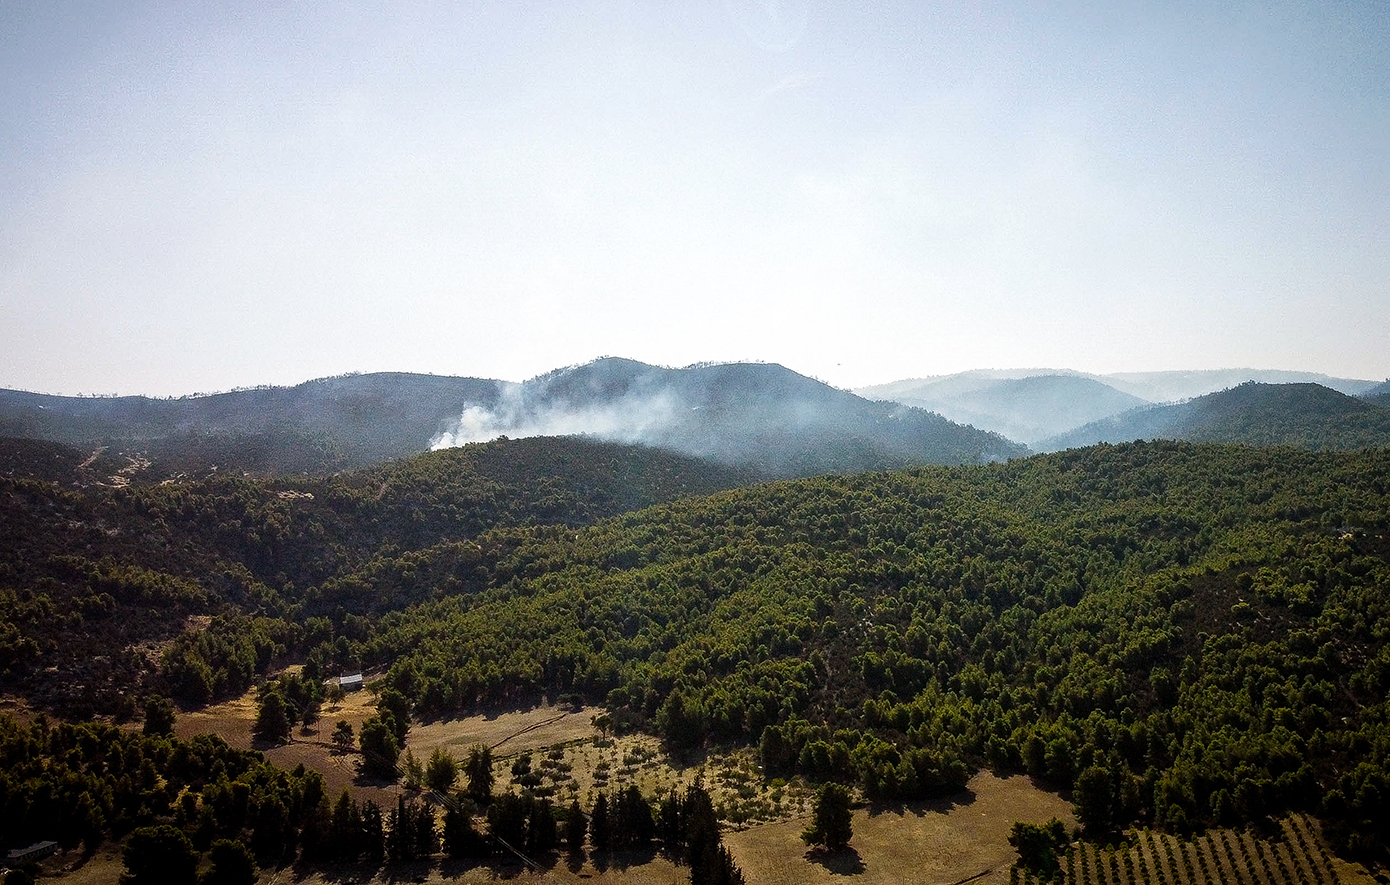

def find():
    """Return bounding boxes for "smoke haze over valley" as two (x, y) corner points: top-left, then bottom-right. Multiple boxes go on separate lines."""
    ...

(5, 357), (1387, 484)
(5, 5), (1390, 873)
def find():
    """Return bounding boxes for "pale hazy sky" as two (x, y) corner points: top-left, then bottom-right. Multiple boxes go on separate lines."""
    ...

(3, 1), (1387, 396)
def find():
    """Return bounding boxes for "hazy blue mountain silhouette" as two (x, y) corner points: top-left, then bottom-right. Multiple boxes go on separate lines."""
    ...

(442, 358), (1025, 477)
(0, 359), (1025, 479)
(857, 373), (1148, 445)
(0, 372), (506, 473)
(1040, 382), (1390, 451)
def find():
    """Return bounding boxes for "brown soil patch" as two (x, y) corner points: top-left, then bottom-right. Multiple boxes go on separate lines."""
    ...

(723, 771), (1074, 885)
(174, 684), (399, 804)
(409, 703), (604, 757)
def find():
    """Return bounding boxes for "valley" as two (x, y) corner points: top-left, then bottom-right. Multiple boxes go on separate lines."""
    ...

(2, 363), (1390, 883)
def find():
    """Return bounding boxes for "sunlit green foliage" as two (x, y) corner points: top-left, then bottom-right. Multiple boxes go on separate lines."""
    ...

(329, 442), (1390, 857)
(5, 436), (1390, 863)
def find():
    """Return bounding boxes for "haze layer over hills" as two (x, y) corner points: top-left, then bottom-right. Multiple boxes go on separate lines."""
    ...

(1042, 382), (1390, 452)
(4, 360), (1389, 484)
(3, 358), (1390, 866)
(0, 358), (1024, 480)
(856, 368), (1384, 448)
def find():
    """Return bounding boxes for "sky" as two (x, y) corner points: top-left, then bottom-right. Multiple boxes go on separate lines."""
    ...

(2, 1), (1388, 397)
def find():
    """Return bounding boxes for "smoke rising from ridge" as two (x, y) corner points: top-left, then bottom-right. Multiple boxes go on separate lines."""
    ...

(430, 386), (685, 450)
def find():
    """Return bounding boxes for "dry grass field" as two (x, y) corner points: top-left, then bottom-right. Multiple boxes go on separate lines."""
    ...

(173, 685), (814, 824)
(723, 770), (1074, 885)
(20, 690), (1374, 885)
(173, 681), (400, 805)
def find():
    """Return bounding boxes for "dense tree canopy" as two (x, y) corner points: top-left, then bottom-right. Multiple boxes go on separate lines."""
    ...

(4, 437), (1390, 862)
(321, 443), (1390, 856)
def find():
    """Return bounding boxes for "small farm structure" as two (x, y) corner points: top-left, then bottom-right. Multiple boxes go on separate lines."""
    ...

(6, 840), (58, 863)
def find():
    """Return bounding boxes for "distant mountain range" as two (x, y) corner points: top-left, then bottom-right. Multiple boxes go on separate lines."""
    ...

(856, 373), (1149, 445)
(3, 362), (1386, 480)
(857, 368), (1386, 448)
(1040, 381), (1390, 451)
(437, 358), (1024, 477)
(0, 359), (1023, 481)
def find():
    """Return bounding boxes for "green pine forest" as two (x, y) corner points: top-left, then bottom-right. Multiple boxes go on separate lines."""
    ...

(3, 435), (1390, 868)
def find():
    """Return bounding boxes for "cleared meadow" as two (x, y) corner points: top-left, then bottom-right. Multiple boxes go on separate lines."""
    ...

(144, 692), (1380, 885)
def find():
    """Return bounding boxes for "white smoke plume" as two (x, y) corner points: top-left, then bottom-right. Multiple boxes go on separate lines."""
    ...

(430, 385), (685, 450)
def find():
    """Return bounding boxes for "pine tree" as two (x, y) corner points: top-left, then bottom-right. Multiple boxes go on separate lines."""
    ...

(590, 792), (611, 851)
(331, 720), (354, 754)
(401, 748), (424, 790)
(801, 783), (853, 851)
(387, 796), (415, 863)
(565, 799), (588, 853)
(487, 793), (529, 850)
(526, 797), (557, 854)
(253, 690), (292, 745)
(682, 783), (720, 869)
(615, 785), (653, 848)
(329, 790), (361, 861)
(201, 838), (257, 885)
(298, 792), (332, 860)
(426, 747), (459, 792)
(413, 801), (439, 857)
(657, 792), (683, 851)
(443, 796), (482, 858)
(464, 744), (494, 802)
(360, 799), (385, 862)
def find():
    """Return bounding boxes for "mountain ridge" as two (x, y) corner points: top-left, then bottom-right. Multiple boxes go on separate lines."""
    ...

(432, 358), (1026, 476)
(0, 360), (1025, 481)
(1041, 381), (1390, 451)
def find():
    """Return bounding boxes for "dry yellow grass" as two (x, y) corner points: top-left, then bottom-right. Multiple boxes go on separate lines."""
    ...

(103, 695), (1380, 885)
(723, 770), (1074, 885)
(409, 702), (604, 757)
(173, 683), (398, 804)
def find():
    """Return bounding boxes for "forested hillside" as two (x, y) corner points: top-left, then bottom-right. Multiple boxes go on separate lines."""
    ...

(4, 438), (1390, 862)
(0, 359), (1027, 482)
(297, 442), (1390, 857)
(0, 434), (753, 714)
(1043, 383), (1390, 451)
(1363, 380), (1390, 408)
(455, 358), (1027, 475)
(0, 373), (507, 474)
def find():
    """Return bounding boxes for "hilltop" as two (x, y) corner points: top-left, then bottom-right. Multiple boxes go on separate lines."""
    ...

(857, 368), (1384, 446)
(0, 359), (1025, 481)
(857, 373), (1149, 446)
(1043, 382), (1390, 451)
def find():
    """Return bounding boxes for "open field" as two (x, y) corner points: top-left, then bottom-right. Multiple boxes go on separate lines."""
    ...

(118, 696), (1378, 885)
(724, 770), (1074, 885)
(174, 687), (816, 825)
(173, 681), (399, 804)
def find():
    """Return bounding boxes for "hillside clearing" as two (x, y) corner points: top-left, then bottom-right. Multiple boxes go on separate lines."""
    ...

(724, 771), (1072, 885)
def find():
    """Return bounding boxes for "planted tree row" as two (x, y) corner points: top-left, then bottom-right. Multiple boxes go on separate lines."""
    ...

(1034, 817), (1339, 885)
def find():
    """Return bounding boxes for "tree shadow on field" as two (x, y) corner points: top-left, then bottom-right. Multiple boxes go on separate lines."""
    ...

(599, 847), (658, 872)
(805, 846), (866, 876)
(564, 849), (586, 875)
(306, 859), (385, 883)
(867, 787), (977, 818)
